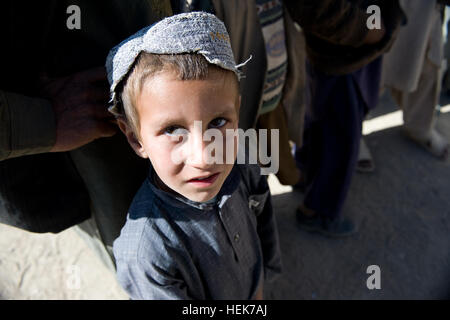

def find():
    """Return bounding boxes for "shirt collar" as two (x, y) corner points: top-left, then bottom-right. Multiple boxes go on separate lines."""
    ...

(146, 164), (241, 212)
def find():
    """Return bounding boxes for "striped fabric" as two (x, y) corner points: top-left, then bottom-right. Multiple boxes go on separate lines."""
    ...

(256, 0), (288, 115)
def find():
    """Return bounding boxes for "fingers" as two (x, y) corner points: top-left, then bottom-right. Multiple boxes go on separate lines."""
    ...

(40, 66), (107, 89)
(51, 117), (118, 153)
(93, 120), (119, 138)
(74, 66), (108, 84)
(82, 102), (115, 120)
(82, 86), (110, 103)
(75, 67), (111, 103)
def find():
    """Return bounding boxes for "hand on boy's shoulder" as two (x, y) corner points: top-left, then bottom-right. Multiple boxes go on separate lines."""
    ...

(39, 67), (118, 152)
(363, 20), (386, 45)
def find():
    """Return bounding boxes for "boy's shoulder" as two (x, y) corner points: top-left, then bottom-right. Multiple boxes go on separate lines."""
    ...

(113, 163), (270, 260)
(127, 178), (158, 220)
(235, 163), (269, 195)
(234, 137), (270, 195)
(233, 163), (271, 218)
(113, 179), (177, 262)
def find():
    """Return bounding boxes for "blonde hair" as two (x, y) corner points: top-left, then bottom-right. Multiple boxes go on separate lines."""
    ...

(118, 52), (239, 137)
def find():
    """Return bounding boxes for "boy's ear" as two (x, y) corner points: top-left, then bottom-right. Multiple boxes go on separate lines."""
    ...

(116, 117), (149, 159)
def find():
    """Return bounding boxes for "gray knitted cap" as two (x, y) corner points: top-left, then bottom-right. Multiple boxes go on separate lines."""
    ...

(106, 12), (249, 116)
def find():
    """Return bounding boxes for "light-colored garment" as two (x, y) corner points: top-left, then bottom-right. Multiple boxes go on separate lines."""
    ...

(391, 58), (440, 134)
(382, 0), (444, 136)
(382, 0), (443, 92)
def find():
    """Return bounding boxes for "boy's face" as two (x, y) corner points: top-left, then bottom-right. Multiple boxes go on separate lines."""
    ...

(122, 68), (240, 203)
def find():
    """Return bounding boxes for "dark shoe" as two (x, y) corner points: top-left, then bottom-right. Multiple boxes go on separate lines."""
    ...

(296, 207), (357, 238)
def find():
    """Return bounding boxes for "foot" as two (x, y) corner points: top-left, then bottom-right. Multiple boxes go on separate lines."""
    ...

(296, 205), (357, 238)
(404, 128), (449, 161)
(357, 138), (375, 173)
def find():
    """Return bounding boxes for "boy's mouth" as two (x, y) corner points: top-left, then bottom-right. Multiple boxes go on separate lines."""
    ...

(187, 172), (220, 186)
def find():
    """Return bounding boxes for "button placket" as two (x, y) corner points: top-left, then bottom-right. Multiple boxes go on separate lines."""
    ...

(218, 204), (244, 262)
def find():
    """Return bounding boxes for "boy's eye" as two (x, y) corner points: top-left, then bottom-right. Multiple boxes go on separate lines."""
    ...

(208, 117), (227, 129)
(164, 126), (187, 137)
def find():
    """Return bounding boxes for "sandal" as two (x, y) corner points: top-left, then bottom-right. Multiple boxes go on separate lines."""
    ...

(404, 128), (449, 161)
(357, 138), (375, 173)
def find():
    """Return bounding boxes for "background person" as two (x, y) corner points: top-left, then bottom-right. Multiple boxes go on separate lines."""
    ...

(0, 0), (172, 270)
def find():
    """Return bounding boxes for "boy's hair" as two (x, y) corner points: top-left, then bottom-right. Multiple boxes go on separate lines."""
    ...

(119, 52), (239, 138)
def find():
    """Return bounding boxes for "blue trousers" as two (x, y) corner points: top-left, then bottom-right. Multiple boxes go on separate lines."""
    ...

(295, 57), (382, 220)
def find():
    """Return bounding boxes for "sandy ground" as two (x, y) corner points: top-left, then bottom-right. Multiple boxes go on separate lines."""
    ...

(0, 224), (127, 300)
(265, 94), (450, 300)
(0, 93), (449, 300)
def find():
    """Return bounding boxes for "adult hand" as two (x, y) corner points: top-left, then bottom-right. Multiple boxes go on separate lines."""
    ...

(39, 67), (118, 152)
(364, 20), (386, 45)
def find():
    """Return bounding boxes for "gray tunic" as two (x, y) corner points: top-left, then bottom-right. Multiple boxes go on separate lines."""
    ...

(113, 163), (282, 300)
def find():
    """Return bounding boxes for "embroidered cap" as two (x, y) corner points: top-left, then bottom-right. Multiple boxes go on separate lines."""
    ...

(106, 12), (250, 116)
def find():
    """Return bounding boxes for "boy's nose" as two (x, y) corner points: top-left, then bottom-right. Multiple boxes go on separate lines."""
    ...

(186, 130), (215, 170)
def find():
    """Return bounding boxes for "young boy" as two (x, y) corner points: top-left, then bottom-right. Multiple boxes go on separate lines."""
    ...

(106, 12), (282, 300)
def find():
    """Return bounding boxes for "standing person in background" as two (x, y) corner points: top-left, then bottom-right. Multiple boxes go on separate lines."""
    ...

(172, 0), (307, 186)
(381, 0), (449, 161)
(0, 0), (172, 271)
(285, 0), (406, 237)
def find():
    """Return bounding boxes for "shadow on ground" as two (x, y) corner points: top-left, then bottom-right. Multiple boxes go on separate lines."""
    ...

(265, 96), (450, 300)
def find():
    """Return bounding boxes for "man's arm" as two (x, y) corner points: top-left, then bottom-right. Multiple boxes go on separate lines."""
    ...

(437, 0), (450, 6)
(284, 0), (385, 47)
(0, 67), (117, 161)
(0, 90), (56, 161)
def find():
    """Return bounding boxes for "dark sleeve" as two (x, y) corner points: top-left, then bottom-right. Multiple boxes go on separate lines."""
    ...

(242, 165), (283, 282)
(437, 0), (450, 6)
(0, 90), (56, 161)
(283, 0), (371, 47)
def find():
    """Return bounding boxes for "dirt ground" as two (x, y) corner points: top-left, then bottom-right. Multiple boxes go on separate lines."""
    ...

(265, 93), (450, 299)
(0, 93), (449, 300)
